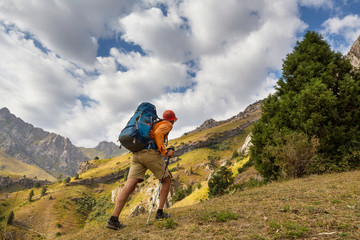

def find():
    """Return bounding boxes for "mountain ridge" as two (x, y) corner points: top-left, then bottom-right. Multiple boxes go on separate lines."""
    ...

(0, 107), (89, 178)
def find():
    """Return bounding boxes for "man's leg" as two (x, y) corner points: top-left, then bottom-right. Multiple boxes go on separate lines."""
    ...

(155, 175), (172, 219)
(107, 178), (139, 230)
(112, 178), (140, 217)
(158, 175), (171, 210)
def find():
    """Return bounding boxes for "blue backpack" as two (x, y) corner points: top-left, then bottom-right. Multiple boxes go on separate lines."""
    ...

(119, 102), (160, 152)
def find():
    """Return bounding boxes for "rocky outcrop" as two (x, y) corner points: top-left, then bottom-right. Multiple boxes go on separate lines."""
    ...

(239, 133), (253, 154)
(0, 108), (89, 177)
(347, 34), (360, 68)
(77, 161), (97, 175)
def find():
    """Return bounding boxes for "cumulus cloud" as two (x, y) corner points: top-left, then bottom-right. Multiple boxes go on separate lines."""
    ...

(321, 14), (360, 53)
(0, 22), (81, 129)
(0, 0), (138, 67)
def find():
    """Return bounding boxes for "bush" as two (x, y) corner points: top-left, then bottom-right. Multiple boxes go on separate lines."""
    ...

(208, 166), (234, 198)
(41, 185), (47, 197)
(28, 190), (34, 202)
(123, 170), (128, 181)
(264, 131), (319, 178)
(64, 177), (71, 183)
(88, 196), (114, 222)
(156, 218), (178, 229)
(231, 150), (239, 159)
(74, 174), (79, 180)
(34, 181), (41, 188)
(74, 196), (96, 217)
(7, 211), (14, 225)
(171, 185), (193, 204)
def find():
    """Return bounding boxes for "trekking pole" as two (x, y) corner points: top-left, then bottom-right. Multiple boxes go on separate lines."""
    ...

(145, 155), (172, 227)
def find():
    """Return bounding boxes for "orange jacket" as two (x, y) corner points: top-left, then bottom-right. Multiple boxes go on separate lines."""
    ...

(149, 120), (173, 156)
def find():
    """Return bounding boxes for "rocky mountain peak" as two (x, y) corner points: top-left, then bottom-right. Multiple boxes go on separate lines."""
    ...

(0, 108), (89, 177)
(347, 34), (360, 68)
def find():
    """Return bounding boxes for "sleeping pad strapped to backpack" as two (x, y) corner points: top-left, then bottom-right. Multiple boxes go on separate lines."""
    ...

(118, 102), (159, 152)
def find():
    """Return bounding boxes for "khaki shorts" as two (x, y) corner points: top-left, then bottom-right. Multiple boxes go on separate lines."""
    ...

(128, 149), (169, 181)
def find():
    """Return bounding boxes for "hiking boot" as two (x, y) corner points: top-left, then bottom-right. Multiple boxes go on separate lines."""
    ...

(106, 218), (126, 230)
(155, 211), (172, 219)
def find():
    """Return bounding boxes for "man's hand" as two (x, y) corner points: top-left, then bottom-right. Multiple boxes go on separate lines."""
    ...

(166, 147), (175, 157)
(166, 149), (174, 157)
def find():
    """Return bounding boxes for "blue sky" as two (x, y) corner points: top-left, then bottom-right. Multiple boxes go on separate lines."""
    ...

(0, 0), (360, 147)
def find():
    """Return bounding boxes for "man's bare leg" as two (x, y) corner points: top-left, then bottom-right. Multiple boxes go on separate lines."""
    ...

(158, 176), (171, 209)
(112, 178), (140, 217)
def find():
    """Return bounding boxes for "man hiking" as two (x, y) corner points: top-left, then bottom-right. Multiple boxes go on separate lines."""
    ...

(106, 109), (178, 230)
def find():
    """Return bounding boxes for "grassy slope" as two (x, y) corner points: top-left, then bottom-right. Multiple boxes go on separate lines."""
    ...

(58, 170), (360, 240)
(0, 150), (56, 181)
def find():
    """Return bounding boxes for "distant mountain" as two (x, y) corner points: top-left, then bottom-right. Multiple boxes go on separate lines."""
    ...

(0, 108), (89, 178)
(80, 141), (128, 160)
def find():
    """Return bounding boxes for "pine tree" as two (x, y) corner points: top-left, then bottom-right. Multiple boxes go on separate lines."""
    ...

(7, 211), (14, 225)
(28, 190), (34, 202)
(251, 31), (360, 180)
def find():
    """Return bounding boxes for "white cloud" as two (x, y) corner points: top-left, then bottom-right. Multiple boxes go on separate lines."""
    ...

(321, 14), (360, 53)
(0, 23), (81, 129)
(0, 0), (310, 147)
(0, 0), (138, 67)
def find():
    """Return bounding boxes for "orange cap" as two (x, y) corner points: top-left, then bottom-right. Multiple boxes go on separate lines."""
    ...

(163, 110), (178, 121)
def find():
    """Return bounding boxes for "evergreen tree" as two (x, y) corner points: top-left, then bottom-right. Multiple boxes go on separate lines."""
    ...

(7, 211), (14, 225)
(208, 166), (234, 197)
(28, 190), (34, 202)
(41, 185), (47, 197)
(251, 31), (360, 180)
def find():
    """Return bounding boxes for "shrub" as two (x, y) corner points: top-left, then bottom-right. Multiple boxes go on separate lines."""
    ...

(64, 177), (71, 183)
(208, 166), (234, 198)
(171, 185), (193, 204)
(144, 174), (150, 180)
(123, 170), (128, 181)
(74, 174), (79, 180)
(34, 181), (41, 188)
(41, 186), (47, 197)
(7, 211), (14, 225)
(156, 218), (178, 229)
(74, 196), (96, 217)
(88, 196), (114, 222)
(28, 190), (34, 202)
(264, 131), (319, 178)
(232, 150), (239, 159)
(215, 211), (238, 222)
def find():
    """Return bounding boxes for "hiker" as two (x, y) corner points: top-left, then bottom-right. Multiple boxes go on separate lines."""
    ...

(106, 110), (178, 230)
